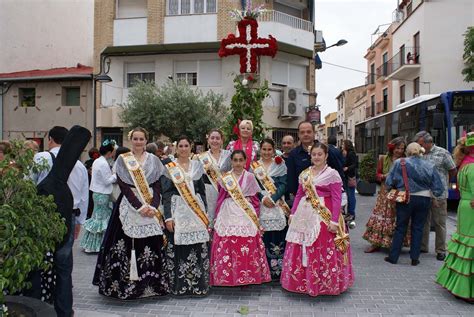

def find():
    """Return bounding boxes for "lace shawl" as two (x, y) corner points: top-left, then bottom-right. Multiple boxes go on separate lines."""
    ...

(164, 160), (209, 245)
(214, 170), (261, 237)
(115, 153), (165, 238)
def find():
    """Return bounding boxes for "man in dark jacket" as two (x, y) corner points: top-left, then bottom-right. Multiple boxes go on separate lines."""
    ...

(327, 135), (345, 182)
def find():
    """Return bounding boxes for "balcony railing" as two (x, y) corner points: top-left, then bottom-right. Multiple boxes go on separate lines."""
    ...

(387, 47), (420, 75)
(376, 63), (389, 78)
(258, 10), (314, 32)
(366, 107), (373, 118)
(365, 74), (376, 86)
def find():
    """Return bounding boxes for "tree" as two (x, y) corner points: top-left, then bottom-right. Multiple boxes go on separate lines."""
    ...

(462, 26), (474, 82)
(120, 81), (228, 144)
(222, 75), (269, 143)
(0, 142), (66, 305)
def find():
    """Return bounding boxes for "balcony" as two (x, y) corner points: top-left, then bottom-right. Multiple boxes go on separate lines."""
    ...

(258, 10), (314, 51)
(365, 107), (373, 118)
(386, 47), (421, 80)
(164, 14), (218, 44)
(376, 63), (389, 82)
(365, 74), (376, 90)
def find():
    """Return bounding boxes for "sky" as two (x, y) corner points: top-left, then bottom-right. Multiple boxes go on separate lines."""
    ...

(314, 0), (396, 121)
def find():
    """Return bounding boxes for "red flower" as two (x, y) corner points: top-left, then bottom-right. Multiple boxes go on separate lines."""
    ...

(247, 74), (254, 81)
(274, 156), (283, 164)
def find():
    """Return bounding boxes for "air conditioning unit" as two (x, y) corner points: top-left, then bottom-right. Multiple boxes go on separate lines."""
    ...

(280, 87), (304, 120)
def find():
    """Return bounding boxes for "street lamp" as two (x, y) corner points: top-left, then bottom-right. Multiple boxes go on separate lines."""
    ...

(324, 39), (348, 50)
(92, 55), (113, 147)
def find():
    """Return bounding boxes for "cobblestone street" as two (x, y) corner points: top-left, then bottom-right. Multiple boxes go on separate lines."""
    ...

(72, 193), (472, 317)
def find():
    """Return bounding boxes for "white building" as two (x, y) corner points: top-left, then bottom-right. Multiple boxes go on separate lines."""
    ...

(94, 0), (316, 145)
(388, 0), (473, 106)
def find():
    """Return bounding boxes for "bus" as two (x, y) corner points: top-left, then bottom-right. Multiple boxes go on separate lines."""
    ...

(354, 90), (474, 202)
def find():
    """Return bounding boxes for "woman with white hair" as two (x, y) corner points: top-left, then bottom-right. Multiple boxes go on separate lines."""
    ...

(227, 119), (259, 170)
(384, 142), (444, 266)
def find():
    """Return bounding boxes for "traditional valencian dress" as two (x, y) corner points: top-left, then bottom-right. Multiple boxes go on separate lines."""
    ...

(93, 152), (169, 299)
(210, 170), (271, 286)
(251, 159), (289, 280)
(161, 160), (210, 296)
(436, 155), (474, 301)
(81, 155), (117, 252)
(363, 154), (410, 248)
(197, 149), (231, 228)
(281, 165), (354, 296)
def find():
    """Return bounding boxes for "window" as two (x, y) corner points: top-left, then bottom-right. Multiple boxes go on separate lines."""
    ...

(371, 95), (375, 117)
(400, 84), (406, 103)
(127, 73), (155, 88)
(413, 32), (420, 61)
(176, 72), (197, 85)
(126, 62), (155, 88)
(382, 52), (388, 76)
(407, 2), (412, 16)
(383, 88), (388, 112)
(19, 88), (35, 107)
(168, 0), (216, 15)
(271, 60), (307, 89)
(62, 87), (80, 106)
(400, 44), (405, 66)
(414, 77), (420, 97)
(116, 0), (147, 19)
(102, 128), (124, 147)
(370, 63), (375, 84)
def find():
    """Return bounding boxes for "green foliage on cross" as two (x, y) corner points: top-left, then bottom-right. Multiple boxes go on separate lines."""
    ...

(223, 75), (269, 144)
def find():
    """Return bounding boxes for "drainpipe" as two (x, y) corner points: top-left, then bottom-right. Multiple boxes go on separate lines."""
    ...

(0, 91), (3, 140)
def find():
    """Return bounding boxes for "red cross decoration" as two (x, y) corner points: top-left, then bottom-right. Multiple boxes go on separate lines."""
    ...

(218, 18), (278, 74)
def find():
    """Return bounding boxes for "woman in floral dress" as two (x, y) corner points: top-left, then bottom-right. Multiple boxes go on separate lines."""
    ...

(251, 138), (288, 280)
(363, 137), (410, 252)
(227, 119), (259, 170)
(210, 150), (271, 286)
(161, 136), (210, 296)
(93, 127), (169, 299)
(281, 142), (354, 296)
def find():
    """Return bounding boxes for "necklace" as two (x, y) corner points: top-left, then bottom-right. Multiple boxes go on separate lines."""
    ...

(178, 159), (190, 172)
(210, 149), (221, 163)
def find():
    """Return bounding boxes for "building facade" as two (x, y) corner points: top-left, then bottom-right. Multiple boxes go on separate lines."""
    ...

(324, 111), (337, 142)
(335, 85), (367, 145)
(94, 0), (316, 144)
(364, 23), (395, 119)
(388, 0), (473, 106)
(0, 0), (94, 146)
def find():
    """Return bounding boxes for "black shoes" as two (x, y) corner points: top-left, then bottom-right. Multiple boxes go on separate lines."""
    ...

(411, 259), (420, 266)
(436, 253), (446, 261)
(384, 257), (397, 264)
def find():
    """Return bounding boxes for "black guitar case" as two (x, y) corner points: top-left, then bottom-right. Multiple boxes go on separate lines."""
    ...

(37, 125), (91, 245)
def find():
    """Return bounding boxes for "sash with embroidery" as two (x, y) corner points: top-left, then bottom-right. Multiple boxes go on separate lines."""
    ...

(198, 151), (221, 191)
(121, 152), (164, 224)
(300, 168), (350, 257)
(251, 161), (290, 217)
(166, 162), (209, 227)
(221, 171), (260, 229)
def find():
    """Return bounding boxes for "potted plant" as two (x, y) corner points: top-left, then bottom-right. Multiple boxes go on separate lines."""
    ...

(1, 141), (66, 316)
(357, 150), (377, 196)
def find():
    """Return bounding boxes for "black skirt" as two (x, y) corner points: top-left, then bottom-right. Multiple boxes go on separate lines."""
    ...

(93, 195), (169, 299)
(165, 232), (210, 296)
(263, 226), (288, 280)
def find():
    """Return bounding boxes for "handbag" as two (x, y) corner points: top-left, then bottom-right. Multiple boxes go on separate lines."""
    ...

(386, 158), (410, 204)
(348, 177), (357, 188)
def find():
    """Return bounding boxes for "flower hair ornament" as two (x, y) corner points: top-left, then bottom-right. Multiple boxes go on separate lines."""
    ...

(466, 132), (474, 147)
(127, 130), (134, 140)
(102, 139), (117, 147)
(387, 143), (396, 152)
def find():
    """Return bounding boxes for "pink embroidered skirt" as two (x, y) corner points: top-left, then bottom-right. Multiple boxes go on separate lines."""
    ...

(210, 233), (271, 286)
(280, 222), (354, 296)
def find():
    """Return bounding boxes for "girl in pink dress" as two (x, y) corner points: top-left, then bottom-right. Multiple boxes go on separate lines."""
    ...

(281, 142), (354, 296)
(210, 150), (271, 286)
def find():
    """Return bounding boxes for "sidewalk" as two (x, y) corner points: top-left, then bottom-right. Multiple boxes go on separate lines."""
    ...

(72, 193), (472, 316)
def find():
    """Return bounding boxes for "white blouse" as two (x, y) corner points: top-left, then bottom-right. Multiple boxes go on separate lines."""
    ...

(90, 156), (117, 194)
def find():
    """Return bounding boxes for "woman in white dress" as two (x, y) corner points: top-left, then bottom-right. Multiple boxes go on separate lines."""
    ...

(197, 129), (231, 227)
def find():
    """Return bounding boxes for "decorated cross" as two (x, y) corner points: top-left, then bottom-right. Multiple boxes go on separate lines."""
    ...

(219, 18), (278, 74)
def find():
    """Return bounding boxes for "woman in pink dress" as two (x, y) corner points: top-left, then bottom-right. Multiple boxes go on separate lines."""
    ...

(210, 150), (271, 286)
(281, 142), (354, 296)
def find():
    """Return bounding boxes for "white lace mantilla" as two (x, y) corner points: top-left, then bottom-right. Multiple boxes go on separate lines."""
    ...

(285, 199), (321, 246)
(172, 194), (209, 245)
(119, 194), (163, 239)
(260, 204), (286, 231)
(214, 198), (258, 237)
(204, 183), (218, 228)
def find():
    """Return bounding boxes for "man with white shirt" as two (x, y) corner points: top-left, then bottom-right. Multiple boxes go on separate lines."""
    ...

(31, 126), (89, 317)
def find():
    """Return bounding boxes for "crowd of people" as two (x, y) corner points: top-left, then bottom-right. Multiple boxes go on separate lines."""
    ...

(1, 120), (472, 317)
